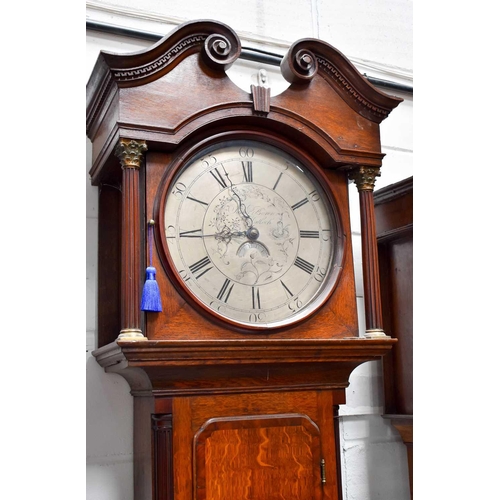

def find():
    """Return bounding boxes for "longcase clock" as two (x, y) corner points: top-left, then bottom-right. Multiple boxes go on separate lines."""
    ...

(87, 20), (402, 500)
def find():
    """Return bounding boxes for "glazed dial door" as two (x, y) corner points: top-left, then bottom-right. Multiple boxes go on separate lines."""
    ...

(162, 140), (342, 330)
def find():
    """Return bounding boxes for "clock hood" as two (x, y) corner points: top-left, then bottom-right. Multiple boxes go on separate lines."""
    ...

(86, 19), (402, 187)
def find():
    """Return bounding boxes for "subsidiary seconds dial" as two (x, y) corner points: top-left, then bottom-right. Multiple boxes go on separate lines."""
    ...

(161, 139), (343, 330)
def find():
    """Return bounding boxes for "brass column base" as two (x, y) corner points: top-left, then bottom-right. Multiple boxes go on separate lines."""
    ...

(364, 328), (389, 339)
(117, 329), (148, 341)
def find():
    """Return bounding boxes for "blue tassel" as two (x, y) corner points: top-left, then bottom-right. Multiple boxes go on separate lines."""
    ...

(141, 266), (162, 312)
(141, 220), (162, 312)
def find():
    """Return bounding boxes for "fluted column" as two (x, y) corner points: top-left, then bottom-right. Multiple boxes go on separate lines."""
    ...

(349, 166), (388, 338)
(152, 414), (174, 500)
(114, 139), (148, 341)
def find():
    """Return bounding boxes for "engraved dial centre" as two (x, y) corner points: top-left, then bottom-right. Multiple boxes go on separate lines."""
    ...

(202, 184), (299, 286)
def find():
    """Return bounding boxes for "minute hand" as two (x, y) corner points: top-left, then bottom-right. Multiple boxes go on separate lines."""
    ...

(222, 165), (253, 228)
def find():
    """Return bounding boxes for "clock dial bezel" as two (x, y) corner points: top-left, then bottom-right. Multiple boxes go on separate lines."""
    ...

(156, 131), (346, 332)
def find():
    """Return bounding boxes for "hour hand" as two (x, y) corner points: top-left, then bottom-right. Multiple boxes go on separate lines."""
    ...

(177, 228), (244, 239)
(214, 227), (246, 240)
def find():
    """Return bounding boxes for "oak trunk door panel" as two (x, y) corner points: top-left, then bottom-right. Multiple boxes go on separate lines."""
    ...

(194, 414), (323, 500)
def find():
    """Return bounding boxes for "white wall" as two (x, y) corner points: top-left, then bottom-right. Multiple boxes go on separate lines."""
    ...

(86, 2), (413, 499)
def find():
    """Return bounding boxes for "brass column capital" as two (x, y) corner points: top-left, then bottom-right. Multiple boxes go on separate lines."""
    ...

(115, 139), (148, 169)
(348, 166), (381, 192)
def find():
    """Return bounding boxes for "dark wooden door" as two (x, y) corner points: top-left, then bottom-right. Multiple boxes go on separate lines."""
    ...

(375, 176), (413, 497)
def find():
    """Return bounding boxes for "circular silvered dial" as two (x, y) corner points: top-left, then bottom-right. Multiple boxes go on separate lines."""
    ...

(163, 140), (342, 329)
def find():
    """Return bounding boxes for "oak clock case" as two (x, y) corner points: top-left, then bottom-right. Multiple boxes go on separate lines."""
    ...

(157, 137), (344, 331)
(87, 19), (402, 500)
